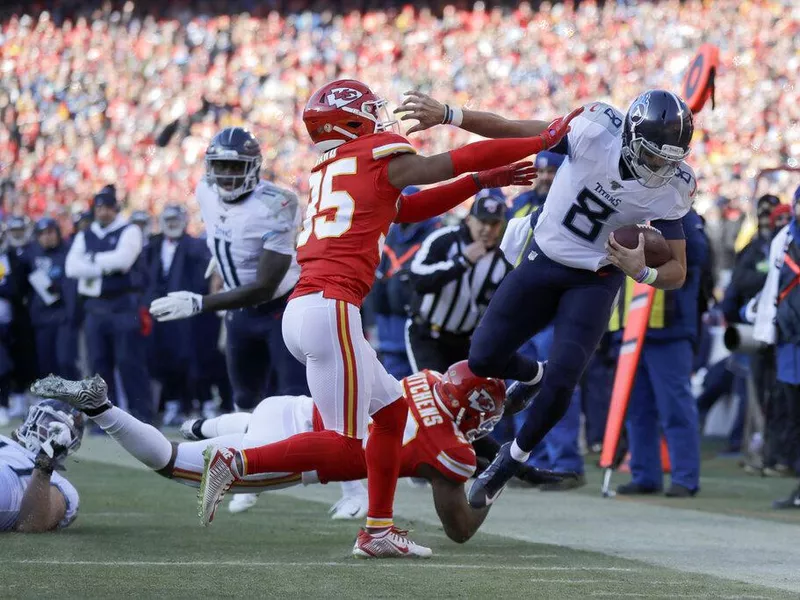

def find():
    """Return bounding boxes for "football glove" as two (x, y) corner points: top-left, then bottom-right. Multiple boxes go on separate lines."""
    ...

(538, 106), (584, 148)
(149, 291), (203, 322)
(36, 422), (73, 473)
(475, 162), (538, 189)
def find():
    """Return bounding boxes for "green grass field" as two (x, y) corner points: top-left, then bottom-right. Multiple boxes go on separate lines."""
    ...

(3, 433), (800, 599)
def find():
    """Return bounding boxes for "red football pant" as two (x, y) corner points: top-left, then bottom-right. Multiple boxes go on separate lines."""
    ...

(364, 398), (407, 530)
(241, 431), (365, 482)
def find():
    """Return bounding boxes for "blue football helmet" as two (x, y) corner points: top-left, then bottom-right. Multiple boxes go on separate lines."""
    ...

(14, 399), (85, 457)
(205, 127), (262, 202)
(621, 90), (694, 189)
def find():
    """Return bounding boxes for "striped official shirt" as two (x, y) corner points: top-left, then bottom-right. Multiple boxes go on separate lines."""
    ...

(408, 225), (511, 335)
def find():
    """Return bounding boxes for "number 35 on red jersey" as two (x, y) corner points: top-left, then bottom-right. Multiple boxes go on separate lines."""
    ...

(292, 132), (416, 307)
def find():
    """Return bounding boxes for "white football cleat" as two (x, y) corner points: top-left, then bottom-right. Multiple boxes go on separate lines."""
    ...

(329, 494), (368, 520)
(31, 374), (110, 413)
(353, 527), (432, 559)
(198, 446), (239, 526)
(228, 493), (259, 514)
(180, 419), (204, 441)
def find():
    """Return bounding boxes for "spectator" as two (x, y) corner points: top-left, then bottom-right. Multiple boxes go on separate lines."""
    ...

(24, 216), (79, 380)
(65, 186), (152, 423)
(613, 209), (710, 498)
(143, 204), (210, 426)
(752, 186), (800, 508)
(370, 186), (440, 379)
(406, 190), (509, 373)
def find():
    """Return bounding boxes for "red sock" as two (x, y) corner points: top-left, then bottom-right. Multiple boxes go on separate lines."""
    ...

(241, 431), (363, 478)
(364, 398), (407, 531)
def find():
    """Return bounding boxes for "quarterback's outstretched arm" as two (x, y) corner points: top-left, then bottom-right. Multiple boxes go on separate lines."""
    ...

(394, 91), (554, 139)
(15, 468), (67, 533)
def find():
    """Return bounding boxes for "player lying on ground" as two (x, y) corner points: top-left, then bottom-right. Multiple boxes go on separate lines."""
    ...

(396, 89), (696, 508)
(198, 78), (582, 559)
(32, 363), (574, 544)
(0, 400), (83, 532)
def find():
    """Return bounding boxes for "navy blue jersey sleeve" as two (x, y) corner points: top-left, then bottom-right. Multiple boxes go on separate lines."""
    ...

(651, 218), (685, 241)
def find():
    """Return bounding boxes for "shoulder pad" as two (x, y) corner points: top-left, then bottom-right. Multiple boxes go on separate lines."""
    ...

(670, 162), (698, 201)
(254, 182), (300, 233)
(369, 132), (416, 161)
(581, 102), (624, 136)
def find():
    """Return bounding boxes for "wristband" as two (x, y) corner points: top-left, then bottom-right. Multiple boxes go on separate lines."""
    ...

(634, 267), (658, 285)
(450, 106), (464, 127)
(442, 104), (452, 125)
(471, 173), (482, 189)
(34, 453), (56, 475)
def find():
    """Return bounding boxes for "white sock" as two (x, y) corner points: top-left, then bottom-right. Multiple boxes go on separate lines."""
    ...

(92, 407), (173, 470)
(524, 361), (545, 385)
(510, 439), (531, 463)
(340, 480), (367, 497)
(200, 412), (252, 438)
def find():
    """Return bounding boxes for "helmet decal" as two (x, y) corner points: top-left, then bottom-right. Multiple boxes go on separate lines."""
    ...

(325, 87), (364, 109)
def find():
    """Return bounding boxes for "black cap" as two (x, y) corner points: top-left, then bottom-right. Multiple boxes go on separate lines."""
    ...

(469, 190), (506, 222)
(93, 186), (118, 209)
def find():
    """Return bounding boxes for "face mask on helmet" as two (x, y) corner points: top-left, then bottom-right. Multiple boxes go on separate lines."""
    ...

(205, 155), (261, 202)
(623, 137), (687, 189)
(13, 401), (85, 457)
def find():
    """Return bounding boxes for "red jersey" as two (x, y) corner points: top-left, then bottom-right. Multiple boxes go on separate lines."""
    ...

(292, 132), (416, 307)
(314, 371), (477, 484)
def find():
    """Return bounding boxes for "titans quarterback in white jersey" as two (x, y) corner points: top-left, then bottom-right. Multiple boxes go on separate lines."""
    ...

(395, 89), (696, 507)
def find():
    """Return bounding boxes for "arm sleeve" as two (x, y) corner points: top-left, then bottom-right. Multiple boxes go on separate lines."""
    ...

(395, 175), (479, 223)
(651, 218), (685, 241)
(65, 232), (103, 278)
(93, 226), (143, 273)
(408, 228), (468, 294)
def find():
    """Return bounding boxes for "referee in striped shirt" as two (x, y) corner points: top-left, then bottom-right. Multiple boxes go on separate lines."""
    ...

(405, 190), (512, 373)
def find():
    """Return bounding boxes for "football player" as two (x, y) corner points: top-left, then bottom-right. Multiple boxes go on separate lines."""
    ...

(31, 364), (571, 544)
(149, 127), (309, 406)
(0, 400), (83, 532)
(395, 90), (697, 508)
(198, 79), (578, 558)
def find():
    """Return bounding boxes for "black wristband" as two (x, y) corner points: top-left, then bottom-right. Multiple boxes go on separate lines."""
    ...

(34, 453), (56, 475)
(471, 173), (482, 189)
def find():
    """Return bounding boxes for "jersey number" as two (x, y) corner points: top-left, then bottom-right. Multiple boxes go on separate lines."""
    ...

(297, 157), (357, 247)
(213, 238), (240, 288)
(562, 188), (618, 243)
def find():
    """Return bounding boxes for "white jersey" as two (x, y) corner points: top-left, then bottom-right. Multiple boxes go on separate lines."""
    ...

(196, 179), (302, 299)
(0, 435), (80, 531)
(533, 102), (696, 271)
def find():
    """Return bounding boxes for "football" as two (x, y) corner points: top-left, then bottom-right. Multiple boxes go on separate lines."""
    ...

(612, 224), (672, 267)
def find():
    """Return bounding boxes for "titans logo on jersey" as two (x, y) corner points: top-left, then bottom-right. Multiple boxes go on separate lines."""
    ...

(533, 102), (696, 271)
(196, 179), (302, 299)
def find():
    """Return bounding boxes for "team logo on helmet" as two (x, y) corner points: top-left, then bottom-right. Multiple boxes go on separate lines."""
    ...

(325, 88), (363, 108)
(468, 389), (496, 413)
(629, 95), (650, 124)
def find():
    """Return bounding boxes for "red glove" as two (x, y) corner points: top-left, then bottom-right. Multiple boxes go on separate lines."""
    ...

(538, 106), (584, 148)
(474, 161), (537, 189)
(139, 306), (153, 337)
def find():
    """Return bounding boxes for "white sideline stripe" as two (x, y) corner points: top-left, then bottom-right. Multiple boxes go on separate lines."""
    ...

(8, 560), (638, 572)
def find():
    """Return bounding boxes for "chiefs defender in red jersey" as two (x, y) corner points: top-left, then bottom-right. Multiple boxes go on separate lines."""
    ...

(199, 79), (582, 558)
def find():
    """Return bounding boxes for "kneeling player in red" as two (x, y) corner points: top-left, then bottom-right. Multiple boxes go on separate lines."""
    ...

(30, 364), (574, 548)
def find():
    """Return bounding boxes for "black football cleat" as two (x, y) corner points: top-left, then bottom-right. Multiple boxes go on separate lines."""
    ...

(505, 362), (547, 415)
(468, 442), (520, 509)
(772, 484), (800, 510)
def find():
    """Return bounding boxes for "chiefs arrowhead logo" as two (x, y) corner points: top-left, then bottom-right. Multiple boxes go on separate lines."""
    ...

(325, 87), (363, 109)
(468, 389), (496, 413)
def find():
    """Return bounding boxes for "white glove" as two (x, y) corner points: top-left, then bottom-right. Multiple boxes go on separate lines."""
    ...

(41, 422), (72, 460)
(149, 291), (203, 322)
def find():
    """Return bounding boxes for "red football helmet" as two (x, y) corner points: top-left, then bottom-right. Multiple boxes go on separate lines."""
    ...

(433, 361), (506, 442)
(303, 79), (397, 151)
